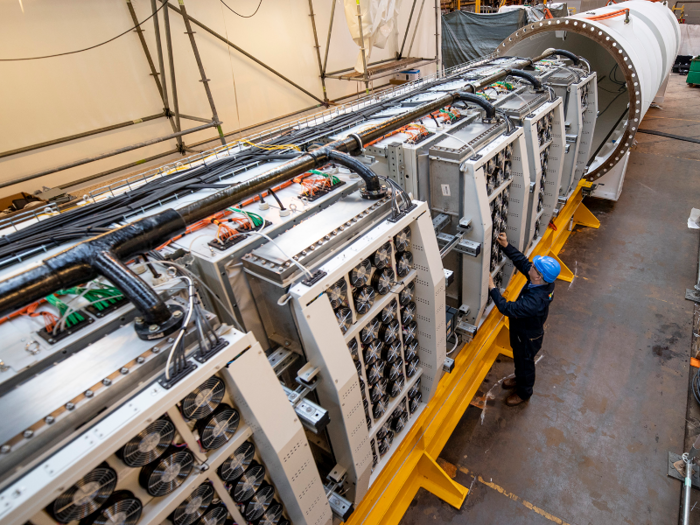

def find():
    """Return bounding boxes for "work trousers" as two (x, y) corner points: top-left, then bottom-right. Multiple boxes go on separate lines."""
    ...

(510, 329), (544, 400)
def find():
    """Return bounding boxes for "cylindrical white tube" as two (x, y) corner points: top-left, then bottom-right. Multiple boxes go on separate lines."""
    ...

(496, 0), (680, 181)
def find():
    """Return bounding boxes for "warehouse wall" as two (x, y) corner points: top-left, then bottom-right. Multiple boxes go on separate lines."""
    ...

(0, 0), (439, 197)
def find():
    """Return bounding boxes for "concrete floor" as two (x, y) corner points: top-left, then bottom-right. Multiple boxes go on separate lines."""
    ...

(400, 74), (700, 524)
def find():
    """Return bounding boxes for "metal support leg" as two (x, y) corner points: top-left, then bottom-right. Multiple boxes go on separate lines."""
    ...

(177, 0), (226, 145)
(322, 0), (337, 82)
(307, 0), (329, 105)
(548, 251), (574, 283)
(126, 0), (182, 150)
(572, 202), (601, 229)
(354, 0), (371, 95)
(162, 1), (184, 153)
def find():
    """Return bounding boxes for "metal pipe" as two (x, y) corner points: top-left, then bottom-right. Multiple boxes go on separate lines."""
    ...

(407, 0), (427, 58)
(322, 0), (337, 76)
(162, 1), (182, 146)
(178, 50), (555, 225)
(57, 148), (181, 191)
(307, 0), (329, 105)
(399, 0), (418, 59)
(177, 0), (226, 146)
(0, 121), (218, 190)
(178, 113), (213, 124)
(0, 50), (558, 320)
(151, 0), (170, 110)
(167, 2), (326, 106)
(355, 0), (371, 94)
(435, 0), (440, 70)
(0, 113), (165, 160)
(683, 455), (692, 525)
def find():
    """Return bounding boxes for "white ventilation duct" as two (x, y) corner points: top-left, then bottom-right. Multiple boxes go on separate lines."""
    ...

(496, 0), (680, 181)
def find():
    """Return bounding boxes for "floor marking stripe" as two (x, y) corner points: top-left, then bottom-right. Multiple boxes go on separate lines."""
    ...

(457, 466), (574, 525)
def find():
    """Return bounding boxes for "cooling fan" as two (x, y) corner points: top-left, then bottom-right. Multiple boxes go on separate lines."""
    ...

(396, 252), (413, 278)
(372, 243), (392, 269)
(394, 227), (411, 252)
(327, 278), (348, 309)
(196, 403), (240, 450)
(371, 268), (394, 295)
(79, 490), (142, 525)
(380, 299), (397, 324)
(218, 441), (256, 482)
(256, 501), (285, 525)
(169, 483), (214, 525)
(118, 418), (175, 467)
(349, 259), (372, 287)
(198, 504), (229, 525)
(353, 285), (376, 315)
(244, 482), (276, 522)
(49, 464), (118, 523)
(231, 461), (266, 503)
(181, 376), (226, 420)
(335, 307), (352, 334)
(139, 446), (194, 497)
(399, 281), (414, 306)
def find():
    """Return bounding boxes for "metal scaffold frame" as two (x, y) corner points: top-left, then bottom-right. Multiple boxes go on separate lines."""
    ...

(346, 180), (600, 525)
(312, 0), (441, 99)
(0, 0), (228, 191)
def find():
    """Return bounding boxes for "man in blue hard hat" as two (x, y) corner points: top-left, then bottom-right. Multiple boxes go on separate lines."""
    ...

(488, 232), (561, 406)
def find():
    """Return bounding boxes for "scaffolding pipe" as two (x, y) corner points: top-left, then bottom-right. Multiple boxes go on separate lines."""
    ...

(322, 0), (337, 77)
(0, 113), (165, 160)
(177, 0), (226, 146)
(307, 0), (329, 104)
(166, 2), (326, 106)
(399, 0), (418, 59)
(161, 0), (183, 149)
(0, 121), (219, 190)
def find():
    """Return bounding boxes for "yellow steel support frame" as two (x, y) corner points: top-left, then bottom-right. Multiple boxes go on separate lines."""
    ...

(346, 181), (599, 524)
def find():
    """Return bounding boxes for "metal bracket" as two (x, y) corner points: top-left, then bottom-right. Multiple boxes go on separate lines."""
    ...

(455, 319), (477, 338)
(328, 464), (347, 484)
(267, 347), (298, 376)
(443, 357), (455, 373)
(686, 289), (700, 303)
(457, 217), (472, 230)
(328, 490), (354, 521)
(282, 384), (329, 434)
(668, 451), (700, 488)
(529, 181), (536, 193)
(454, 239), (482, 257)
(444, 268), (455, 287)
(432, 213), (451, 233)
(581, 184), (596, 197)
(437, 232), (464, 259)
(296, 362), (321, 386)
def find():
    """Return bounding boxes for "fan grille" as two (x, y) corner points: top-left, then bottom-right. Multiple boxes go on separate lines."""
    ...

(244, 483), (275, 522)
(79, 490), (142, 525)
(139, 447), (194, 497)
(218, 441), (255, 482)
(197, 404), (240, 450)
(198, 505), (229, 525)
(181, 377), (225, 420)
(171, 483), (214, 525)
(119, 419), (175, 467)
(51, 465), (117, 523)
(231, 462), (265, 503)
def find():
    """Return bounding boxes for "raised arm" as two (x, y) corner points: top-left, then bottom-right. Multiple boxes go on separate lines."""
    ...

(496, 233), (532, 276)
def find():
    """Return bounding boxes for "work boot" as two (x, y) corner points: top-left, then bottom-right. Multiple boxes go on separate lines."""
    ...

(502, 377), (517, 390)
(505, 393), (528, 406)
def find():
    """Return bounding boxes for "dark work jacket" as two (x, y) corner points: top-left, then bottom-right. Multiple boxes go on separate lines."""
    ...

(489, 243), (555, 337)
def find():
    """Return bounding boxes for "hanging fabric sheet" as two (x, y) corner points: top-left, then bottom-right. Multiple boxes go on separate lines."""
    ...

(344, 0), (402, 73)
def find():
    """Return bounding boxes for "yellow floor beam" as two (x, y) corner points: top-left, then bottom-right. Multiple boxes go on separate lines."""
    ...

(346, 181), (597, 524)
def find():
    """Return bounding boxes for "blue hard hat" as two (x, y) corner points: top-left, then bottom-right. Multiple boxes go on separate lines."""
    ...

(533, 255), (561, 283)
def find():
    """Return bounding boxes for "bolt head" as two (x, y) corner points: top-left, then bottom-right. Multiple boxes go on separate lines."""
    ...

(85, 389), (94, 398)
(120, 367), (129, 375)
(45, 416), (55, 425)
(136, 356), (145, 364)
(134, 317), (144, 325)
(65, 402), (75, 411)
(1, 445), (10, 454)
(102, 378), (112, 386)
(173, 310), (183, 318)
(152, 347), (161, 354)
(23, 430), (33, 439)
(149, 324), (159, 332)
